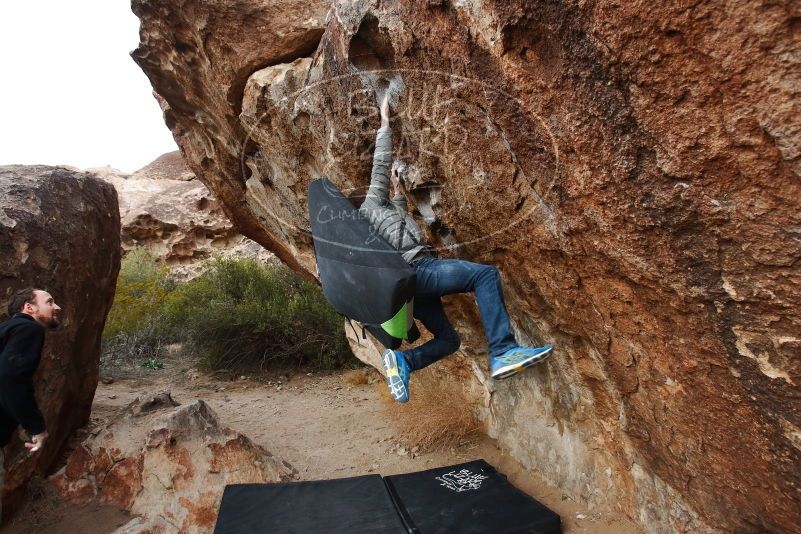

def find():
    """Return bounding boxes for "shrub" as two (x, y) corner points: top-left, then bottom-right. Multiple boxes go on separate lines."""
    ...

(377, 368), (481, 452)
(102, 248), (175, 370)
(140, 358), (165, 370)
(162, 258), (352, 371)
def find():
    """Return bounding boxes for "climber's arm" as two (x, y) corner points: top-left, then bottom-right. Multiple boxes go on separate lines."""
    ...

(362, 94), (392, 208)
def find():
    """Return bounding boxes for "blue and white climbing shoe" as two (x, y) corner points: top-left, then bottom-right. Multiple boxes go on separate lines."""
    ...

(490, 345), (554, 380)
(382, 349), (411, 403)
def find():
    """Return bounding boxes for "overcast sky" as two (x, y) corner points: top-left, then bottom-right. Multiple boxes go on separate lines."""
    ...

(0, 1), (178, 173)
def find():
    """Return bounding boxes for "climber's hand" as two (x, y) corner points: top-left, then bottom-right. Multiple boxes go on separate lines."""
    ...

(391, 166), (404, 195)
(380, 92), (391, 123)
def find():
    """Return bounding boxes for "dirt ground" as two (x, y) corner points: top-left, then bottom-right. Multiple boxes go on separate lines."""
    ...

(3, 364), (640, 534)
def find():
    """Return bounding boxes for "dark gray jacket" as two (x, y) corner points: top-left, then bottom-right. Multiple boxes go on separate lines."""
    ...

(359, 126), (427, 263)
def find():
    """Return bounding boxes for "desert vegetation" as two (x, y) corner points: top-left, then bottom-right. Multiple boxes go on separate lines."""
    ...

(102, 249), (480, 453)
(101, 248), (352, 375)
(376, 368), (482, 452)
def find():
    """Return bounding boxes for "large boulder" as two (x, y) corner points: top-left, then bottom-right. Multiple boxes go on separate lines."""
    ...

(50, 393), (295, 533)
(131, 1), (801, 532)
(0, 165), (121, 517)
(131, 0), (328, 276)
(87, 152), (275, 279)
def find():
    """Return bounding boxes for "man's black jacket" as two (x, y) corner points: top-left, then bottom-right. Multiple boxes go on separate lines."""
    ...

(0, 313), (47, 446)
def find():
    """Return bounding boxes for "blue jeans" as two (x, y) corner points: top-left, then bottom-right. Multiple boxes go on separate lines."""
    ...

(403, 258), (518, 371)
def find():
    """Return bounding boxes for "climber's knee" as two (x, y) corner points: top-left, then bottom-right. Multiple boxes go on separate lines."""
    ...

(441, 332), (461, 356)
(478, 263), (500, 281)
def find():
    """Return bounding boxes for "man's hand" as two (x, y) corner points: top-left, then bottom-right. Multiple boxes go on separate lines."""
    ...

(25, 431), (48, 453)
(391, 165), (405, 197)
(380, 92), (391, 126)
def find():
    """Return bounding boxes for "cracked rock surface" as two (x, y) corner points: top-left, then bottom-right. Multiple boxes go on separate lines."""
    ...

(132, 1), (801, 532)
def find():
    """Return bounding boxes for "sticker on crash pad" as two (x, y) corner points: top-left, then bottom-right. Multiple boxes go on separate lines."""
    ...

(435, 468), (489, 492)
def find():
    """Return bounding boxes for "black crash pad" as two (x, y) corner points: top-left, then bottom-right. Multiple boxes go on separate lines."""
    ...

(385, 459), (562, 534)
(214, 460), (561, 534)
(213, 475), (407, 534)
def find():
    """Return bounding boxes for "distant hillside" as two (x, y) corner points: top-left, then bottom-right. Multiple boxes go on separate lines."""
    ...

(131, 150), (194, 181)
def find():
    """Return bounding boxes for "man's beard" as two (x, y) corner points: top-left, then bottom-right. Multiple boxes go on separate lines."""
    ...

(45, 316), (59, 329)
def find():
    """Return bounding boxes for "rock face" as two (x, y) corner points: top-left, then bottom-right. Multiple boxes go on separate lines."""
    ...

(132, 0), (327, 277)
(0, 165), (121, 517)
(132, 1), (801, 532)
(50, 393), (295, 533)
(88, 152), (274, 278)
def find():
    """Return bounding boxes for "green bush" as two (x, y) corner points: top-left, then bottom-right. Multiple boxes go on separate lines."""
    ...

(162, 258), (352, 371)
(102, 248), (176, 369)
(104, 248), (174, 339)
(103, 250), (352, 373)
(141, 358), (165, 370)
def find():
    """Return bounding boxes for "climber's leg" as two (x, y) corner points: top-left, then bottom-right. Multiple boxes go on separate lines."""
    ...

(411, 257), (517, 358)
(403, 296), (461, 371)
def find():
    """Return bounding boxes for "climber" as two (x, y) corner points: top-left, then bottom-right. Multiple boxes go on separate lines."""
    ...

(360, 92), (554, 403)
(0, 288), (59, 519)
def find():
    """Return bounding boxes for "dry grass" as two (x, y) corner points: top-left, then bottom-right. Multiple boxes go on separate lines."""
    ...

(376, 367), (482, 452)
(343, 367), (374, 385)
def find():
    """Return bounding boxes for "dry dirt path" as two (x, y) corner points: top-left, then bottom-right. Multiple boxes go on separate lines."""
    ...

(4, 367), (639, 533)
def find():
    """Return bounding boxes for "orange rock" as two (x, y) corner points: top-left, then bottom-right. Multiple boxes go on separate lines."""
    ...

(178, 491), (219, 531)
(94, 447), (113, 484)
(49, 471), (97, 507)
(99, 456), (143, 509)
(51, 395), (293, 533)
(64, 444), (94, 480)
